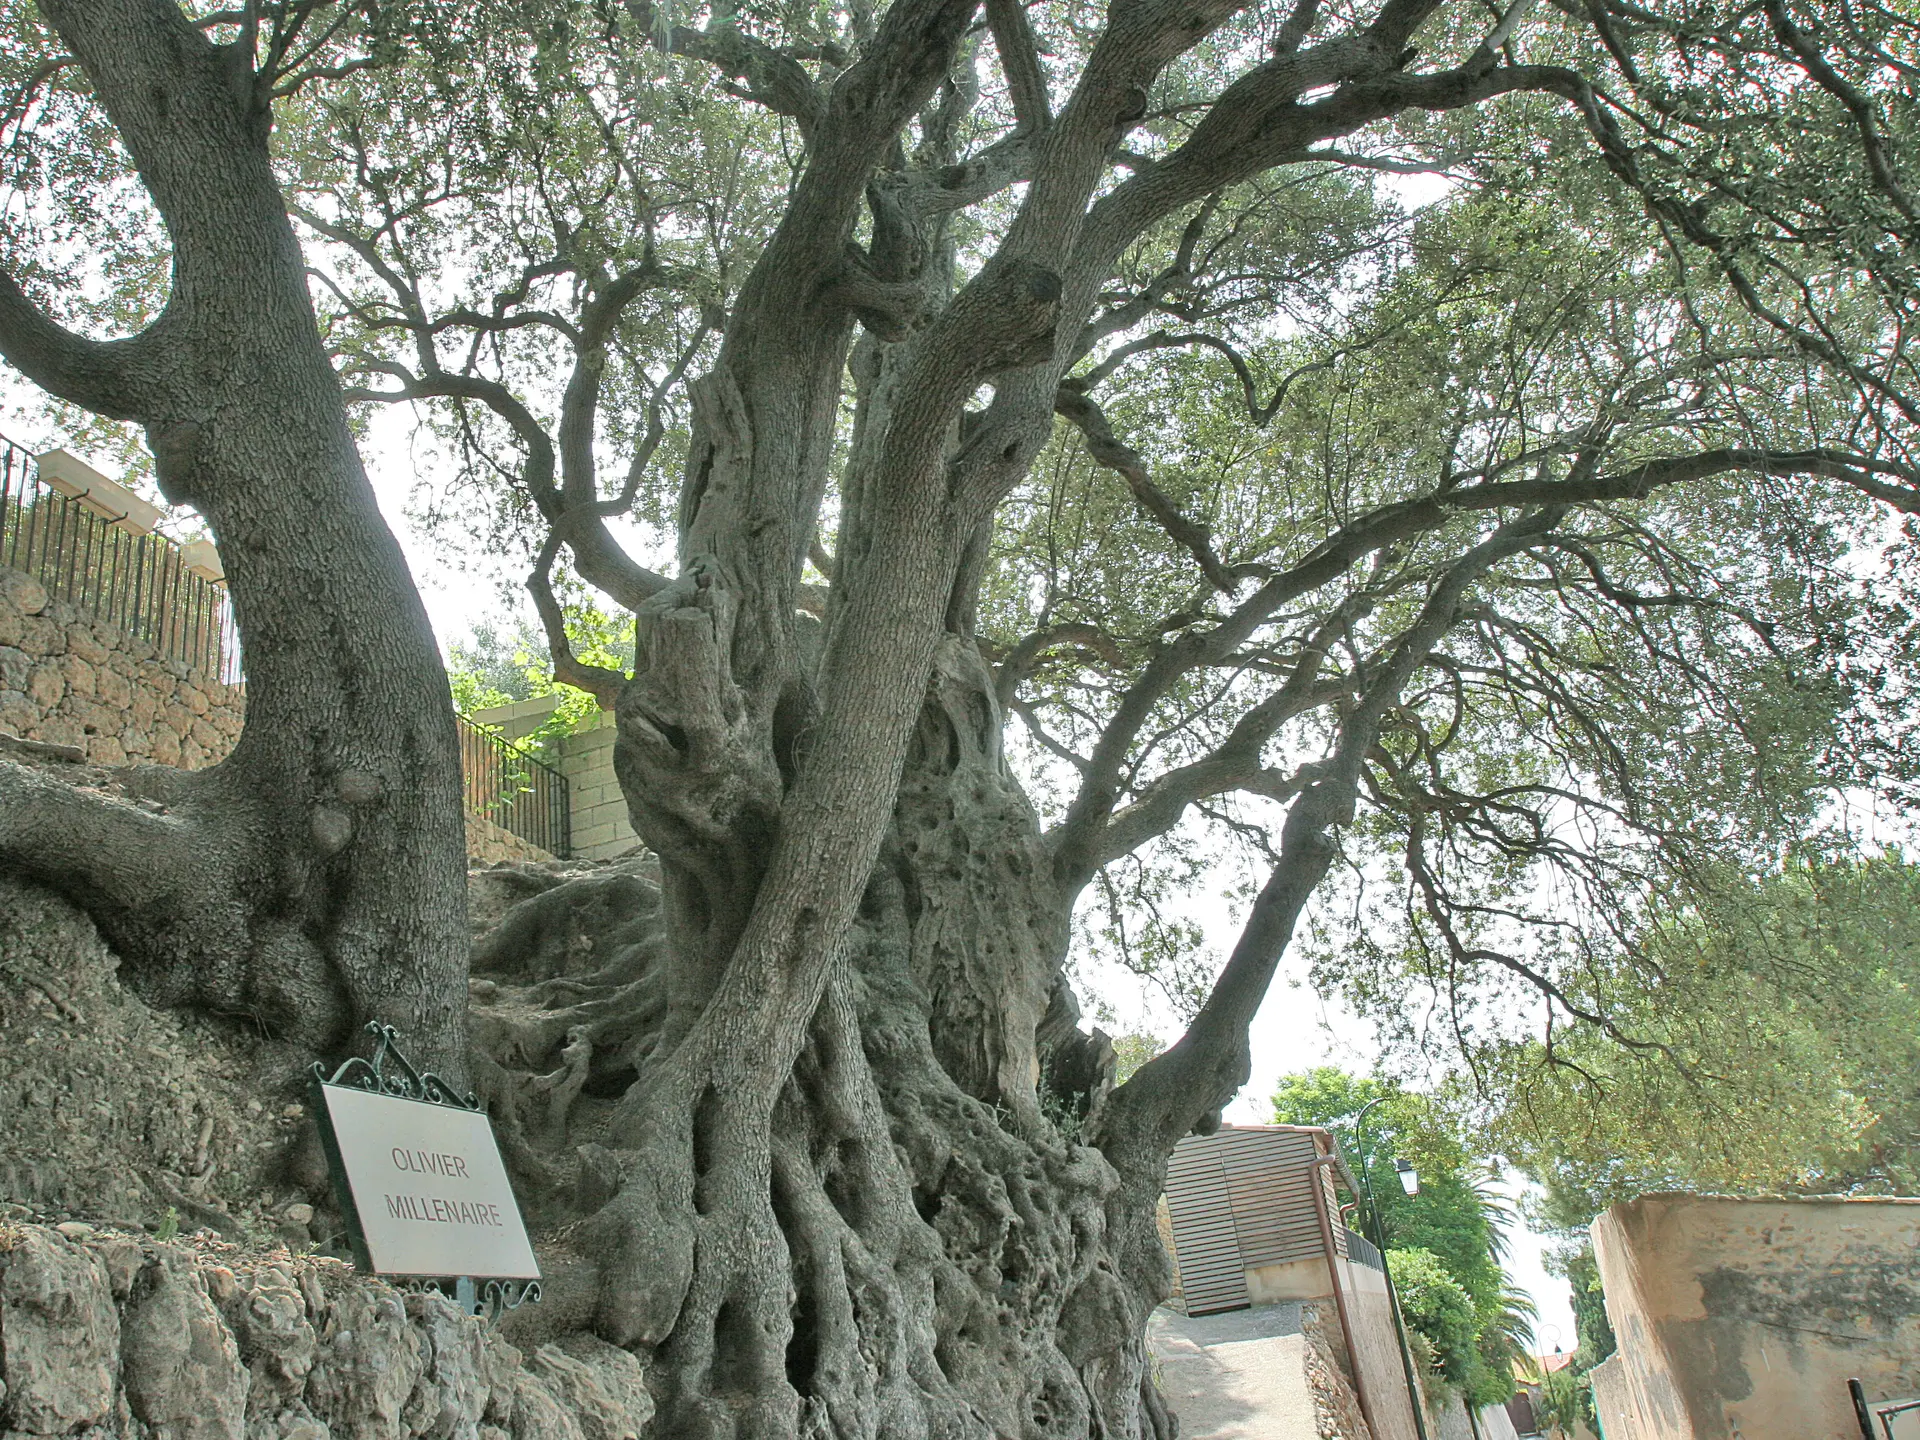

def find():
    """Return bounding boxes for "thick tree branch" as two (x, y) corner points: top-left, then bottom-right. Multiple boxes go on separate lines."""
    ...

(1079, 48), (1542, 284)
(993, 621), (1124, 710)
(0, 758), (205, 922)
(622, 0), (827, 138)
(1096, 508), (1566, 1165)
(1761, 0), (1917, 225)
(1047, 441), (1858, 891)
(347, 364), (673, 610)
(553, 267), (710, 603)
(528, 532), (628, 707)
(0, 269), (168, 419)
(818, 252), (928, 339)
(1084, 604), (1364, 868)
(984, 0), (1050, 133)
(906, 132), (1036, 214)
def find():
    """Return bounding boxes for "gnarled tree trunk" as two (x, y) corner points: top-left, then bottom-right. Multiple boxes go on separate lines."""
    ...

(2, 1), (1661, 1437)
(469, 0), (1521, 1426)
(0, 0), (468, 1074)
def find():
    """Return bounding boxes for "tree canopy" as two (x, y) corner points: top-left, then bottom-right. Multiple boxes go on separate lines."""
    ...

(1481, 854), (1920, 1217)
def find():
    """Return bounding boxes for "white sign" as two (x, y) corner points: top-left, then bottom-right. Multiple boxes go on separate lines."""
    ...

(315, 1084), (540, 1280)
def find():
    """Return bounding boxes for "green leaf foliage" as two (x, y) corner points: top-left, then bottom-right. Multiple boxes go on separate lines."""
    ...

(1485, 854), (1920, 1215)
(1273, 1068), (1527, 1404)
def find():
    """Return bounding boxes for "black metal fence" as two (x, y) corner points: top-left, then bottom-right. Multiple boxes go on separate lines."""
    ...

(458, 714), (571, 858)
(1, 437), (572, 856)
(0, 440), (237, 682)
(1343, 1225), (1386, 1272)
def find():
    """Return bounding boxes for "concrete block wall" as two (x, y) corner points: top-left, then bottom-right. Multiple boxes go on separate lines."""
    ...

(0, 565), (243, 769)
(555, 713), (637, 860)
(471, 697), (639, 862)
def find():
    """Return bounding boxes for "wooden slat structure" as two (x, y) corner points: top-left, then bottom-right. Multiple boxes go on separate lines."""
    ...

(1164, 1140), (1250, 1314)
(1163, 1124), (1344, 1314)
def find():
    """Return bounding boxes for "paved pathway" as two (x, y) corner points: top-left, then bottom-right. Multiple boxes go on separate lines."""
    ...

(1148, 1303), (1320, 1439)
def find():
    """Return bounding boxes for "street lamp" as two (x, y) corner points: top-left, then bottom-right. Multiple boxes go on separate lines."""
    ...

(1352, 1096), (1432, 1440)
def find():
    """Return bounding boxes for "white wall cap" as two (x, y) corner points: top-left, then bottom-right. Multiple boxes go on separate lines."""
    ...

(37, 449), (166, 536)
(180, 537), (224, 582)
(469, 693), (562, 742)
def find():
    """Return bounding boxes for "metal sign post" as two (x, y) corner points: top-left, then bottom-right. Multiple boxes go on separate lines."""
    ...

(310, 1023), (541, 1319)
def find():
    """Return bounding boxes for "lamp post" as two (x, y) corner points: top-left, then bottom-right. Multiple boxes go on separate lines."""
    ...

(1352, 1095), (1432, 1440)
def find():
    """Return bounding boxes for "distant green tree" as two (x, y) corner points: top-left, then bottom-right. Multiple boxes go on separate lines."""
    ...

(1110, 1035), (1162, 1087)
(447, 619), (541, 711)
(1273, 1068), (1525, 1403)
(447, 598), (638, 759)
(1559, 1243), (1617, 1368)
(1532, 1365), (1596, 1435)
(1388, 1247), (1480, 1389)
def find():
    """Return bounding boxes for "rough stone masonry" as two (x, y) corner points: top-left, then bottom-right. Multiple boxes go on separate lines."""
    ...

(0, 566), (243, 769)
(0, 1222), (652, 1440)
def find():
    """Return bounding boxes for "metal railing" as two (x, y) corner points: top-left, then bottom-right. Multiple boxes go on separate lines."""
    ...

(458, 714), (571, 858)
(1343, 1225), (1385, 1272)
(0, 441), (238, 683)
(2, 437), (574, 856)
(1851, 1378), (1920, 1439)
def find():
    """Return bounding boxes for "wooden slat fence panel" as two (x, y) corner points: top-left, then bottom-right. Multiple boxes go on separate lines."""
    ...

(1220, 1128), (1329, 1269)
(1164, 1141), (1251, 1315)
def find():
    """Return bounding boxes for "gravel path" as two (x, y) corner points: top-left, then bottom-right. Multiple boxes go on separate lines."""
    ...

(1149, 1303), (1322, 1439)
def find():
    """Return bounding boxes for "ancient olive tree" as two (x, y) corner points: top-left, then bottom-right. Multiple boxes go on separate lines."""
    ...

(292, 0), (1920, 1431)
(0, 0), (469, 1071)
(8, 0), (1920, 1434)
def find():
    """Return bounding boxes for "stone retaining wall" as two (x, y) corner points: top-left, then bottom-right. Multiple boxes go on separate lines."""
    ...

(0, 564), (566, 865)
(466, 814), (556, 867)
(0, 1223), (651, 1440)
(0, 566), (242, 769)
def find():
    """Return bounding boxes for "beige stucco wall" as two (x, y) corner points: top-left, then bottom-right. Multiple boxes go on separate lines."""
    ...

(1240, 1251), (1420, 1440)
(0, 565), (242, 768)
(1592, 1193), (1920, 1440)
(1428, 1394), (1522, 1440)
(1589, 1355), (1641, 1437)
(1247, 1253), (1337, 1304)
(1345, 1273), (1422, 1440)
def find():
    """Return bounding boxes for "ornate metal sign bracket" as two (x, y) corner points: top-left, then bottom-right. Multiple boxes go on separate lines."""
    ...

(310, 1022), (542, 1321)
(311, 1021), (480, 1112)
(399, 1276), (543, 1322)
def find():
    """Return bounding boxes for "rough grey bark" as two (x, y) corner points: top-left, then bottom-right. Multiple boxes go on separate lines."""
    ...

(484, 0), (1575, 1430)
(393, 1), (1654, 1434)
(0, 0), (468, 1074)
